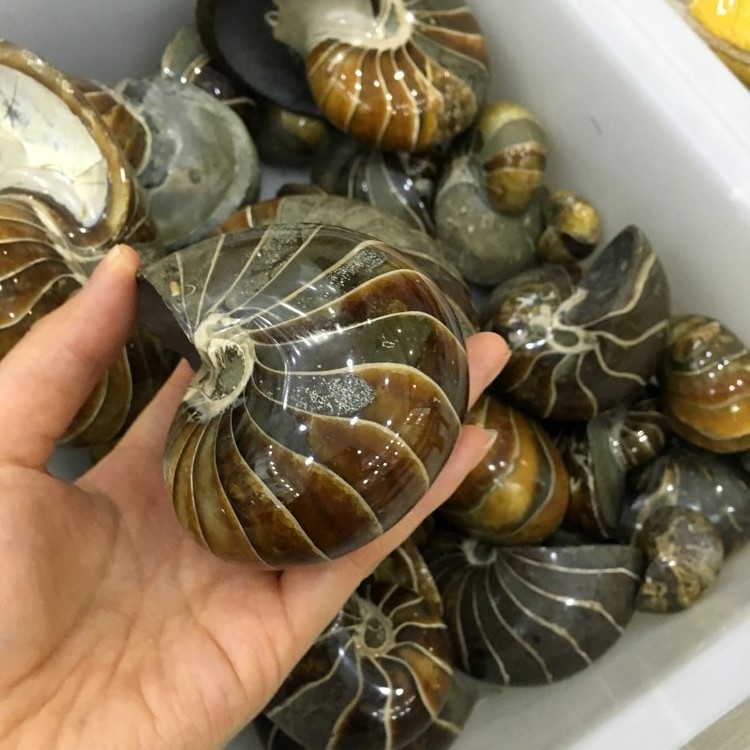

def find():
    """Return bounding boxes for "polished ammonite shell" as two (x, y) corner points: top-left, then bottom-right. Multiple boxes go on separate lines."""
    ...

(269, 0), (490, 152)
(485, 225), (670, 421)
(139, 224), (469, 567)
(659, 314), (750, 453)
(423, 530), (644, 686)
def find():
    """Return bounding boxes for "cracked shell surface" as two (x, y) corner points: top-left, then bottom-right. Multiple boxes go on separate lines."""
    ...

(140, 224), (469, 568)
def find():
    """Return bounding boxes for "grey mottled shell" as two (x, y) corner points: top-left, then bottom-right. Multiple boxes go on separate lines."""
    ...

(423, 531), (644, 686)
(434, 154), (542, 286)
(141, 224), (469, 567)
(634, 506), (724, 614)
(114, 77), (260, 249)
(485, 225), (670, 421)
(619, 441), (750, 555)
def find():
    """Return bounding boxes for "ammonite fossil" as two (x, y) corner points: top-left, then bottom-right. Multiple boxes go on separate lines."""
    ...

(269, 0), (490, 152)
(619, 441), (750, 555)
(556, 399), (668, 540)
(0, 40), (154, 249)
(264, 543), (455, 750)
(423, 531), (644, 686)
(433, 153), (542, 287)
(0, 194), (172, 447)
(471, 101), (547, 216)
(485, 225), (671, 421)
(139, 224), (469, 567)
(312, 132), (440, 234)
(634, 505), (724, 614)
(659, 314), (750, 453)
(218, 193), (478, 336)
(441, 393), (569, 545)
(536, 189), (601, 268)
(114, 77), (260, 249)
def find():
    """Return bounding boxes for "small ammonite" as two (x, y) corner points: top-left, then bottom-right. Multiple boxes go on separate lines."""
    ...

(634, 505), (724, 614)
(139, 224), (469, 567)
(660, 314), (750, 453)
(485, 225), (670, 421)
(441, 393), (569, 545)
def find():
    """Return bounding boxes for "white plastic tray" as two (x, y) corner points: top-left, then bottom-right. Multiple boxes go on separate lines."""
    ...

(3, 1), (750, 748)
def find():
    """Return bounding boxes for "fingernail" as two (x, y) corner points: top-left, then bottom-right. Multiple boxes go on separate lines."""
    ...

(482, 428), (498, 451)
(102, 244), (140, 276)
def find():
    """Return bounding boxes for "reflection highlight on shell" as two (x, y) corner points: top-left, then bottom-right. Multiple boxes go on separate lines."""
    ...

(485, 225), (671, 421)
(139, 224), (469, 567)
(442, 393), (569, 545)
(265, 542), (457, 750)
(660, 314), (750, 453)
(269, 0), (490, 152)
(423, 531), (644, 686)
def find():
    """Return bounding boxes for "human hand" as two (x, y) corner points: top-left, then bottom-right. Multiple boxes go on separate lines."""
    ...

(0, 245), (508, 750)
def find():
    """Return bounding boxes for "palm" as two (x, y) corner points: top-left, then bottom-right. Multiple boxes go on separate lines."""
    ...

(0, 248), (507, 750)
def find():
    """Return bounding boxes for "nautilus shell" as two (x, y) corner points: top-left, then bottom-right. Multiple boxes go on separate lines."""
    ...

(114, 77), (260, 249)
(312, 133), (439, 233)
(140, 224), (469, 567)
(536, 189), (601, 268)
(471, 101), (547, 216)
(218, 193), (478, 336)
(659, 314), (750, 453)
(485, 225), (670, 421)
(634, 505), (724, 614)
(265, 542), (455, 750)
(556, 399), (668, 540)
(0, 41), (154, 250)
(270, 0), (490, 152)
(433, 153), (542, 287)
(441, 393), (569, 545)
(423, 531), (644, 686)
(619, 441), (750, 554)
(0, 194), (172, 447)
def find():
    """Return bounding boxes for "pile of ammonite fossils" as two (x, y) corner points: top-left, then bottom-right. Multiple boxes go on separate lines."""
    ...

(1, 1), (748, 748)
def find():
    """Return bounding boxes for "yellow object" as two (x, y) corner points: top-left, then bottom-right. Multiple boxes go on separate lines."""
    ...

(688, 0), (750, 84)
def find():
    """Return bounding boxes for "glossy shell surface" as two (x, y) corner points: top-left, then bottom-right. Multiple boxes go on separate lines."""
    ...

(141, 224), (469, 567)
(442, 393), (569, 545)
(219, 193), (478, 336)
(424, 531), (644, 686)
(536, 189), (601, 267)
(634, 505), (724, 614)
(485, 225), (670, 421)
(620, 441), (750, 555)
(271, 0), (490, 151)
(265, 544), (454, 750)
(660, 314), (750, 453)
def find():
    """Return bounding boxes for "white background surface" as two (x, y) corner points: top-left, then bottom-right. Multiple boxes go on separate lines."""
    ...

(3, 1), (750, 748)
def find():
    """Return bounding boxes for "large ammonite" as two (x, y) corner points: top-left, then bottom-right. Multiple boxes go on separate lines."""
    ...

(139, 224), (469, 567)
(484, 225), (670, 421)
(423, 530), (644, 686)
(269, 0), (490, 152)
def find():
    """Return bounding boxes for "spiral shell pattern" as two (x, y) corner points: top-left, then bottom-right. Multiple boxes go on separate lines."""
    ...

(265, 545), (454, 750)
(424, 531), (644, 686)
(441, 393), (569, 545)
(660, 314), (750, 453)
(271, 0), (490, 152)
(219, 193), (478, 336)
(485, 225), (670, 421)
(142, 224), (469, 567)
